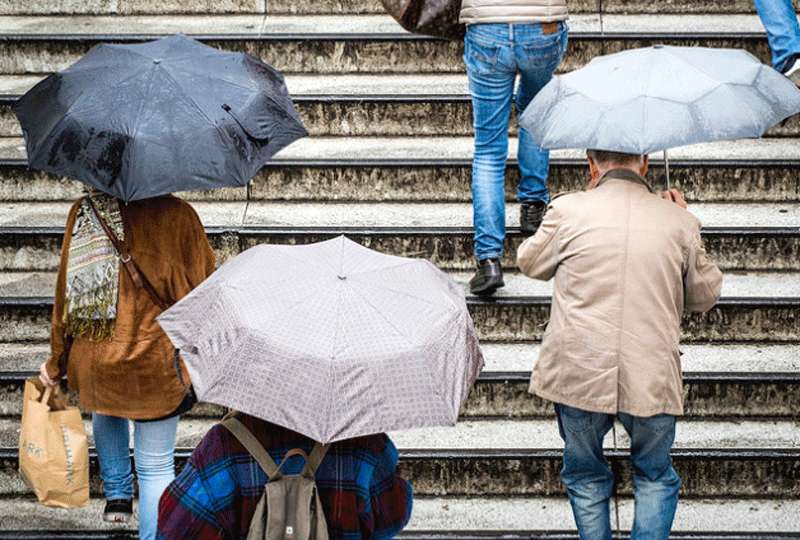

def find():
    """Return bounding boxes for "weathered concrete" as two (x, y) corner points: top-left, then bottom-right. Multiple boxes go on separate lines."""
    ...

(1, 447), (798, 497)
(5, 341), (799, 375)
(0, 14), (780, 75)
(3, 496), (800, 532)
(2, 416), (798, 450)
(2, 228), (798, 273)
(2, 270), (797, 299)
(1, 295), (797, 343)
(0, 0), (262, 14)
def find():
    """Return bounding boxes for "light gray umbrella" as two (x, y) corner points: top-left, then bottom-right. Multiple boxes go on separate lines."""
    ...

(157, 236), (484, 443)
(520, 45), (800, 185)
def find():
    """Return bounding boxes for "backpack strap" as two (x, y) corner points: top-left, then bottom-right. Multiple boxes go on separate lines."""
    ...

(301, 443), (330, 479)
(221, 417), (281, 480)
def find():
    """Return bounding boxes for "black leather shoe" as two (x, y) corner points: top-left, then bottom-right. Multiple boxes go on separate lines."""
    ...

(469, 258), (504, 296)
(520, 200), (547, 236)
(103, 499), (133, 523)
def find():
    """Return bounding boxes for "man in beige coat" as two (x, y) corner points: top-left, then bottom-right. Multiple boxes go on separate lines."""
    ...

(517, 150), (723, 540)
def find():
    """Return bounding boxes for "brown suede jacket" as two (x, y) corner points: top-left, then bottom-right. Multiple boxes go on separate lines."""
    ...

(46, 195), (215, 420)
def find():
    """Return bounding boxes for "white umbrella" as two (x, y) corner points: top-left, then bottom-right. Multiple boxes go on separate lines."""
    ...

(157, 236), (484, 443)
(520, 45), (800, 186)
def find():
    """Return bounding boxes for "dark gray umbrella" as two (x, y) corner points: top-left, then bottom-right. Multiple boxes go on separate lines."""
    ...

(14, 34), (307, 201)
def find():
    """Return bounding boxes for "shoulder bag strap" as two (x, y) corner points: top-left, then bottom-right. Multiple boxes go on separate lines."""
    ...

(221, 417), (282, 480)
(301, 443), (330, 479)
(85, 196), (169, 311)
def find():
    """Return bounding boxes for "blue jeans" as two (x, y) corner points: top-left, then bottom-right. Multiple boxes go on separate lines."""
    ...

(92, 413), (179, 540)
(755, 0), (800, 72)
(464, 22), (568, 260)
(555, 404), (681, 540)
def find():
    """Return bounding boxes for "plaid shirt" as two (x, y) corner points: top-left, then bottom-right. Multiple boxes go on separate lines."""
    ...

(157, 414), (413, 540)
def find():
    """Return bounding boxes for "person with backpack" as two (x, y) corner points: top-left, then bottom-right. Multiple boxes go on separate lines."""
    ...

(38, 191), (215, 540)
(156, 412), (413, 540)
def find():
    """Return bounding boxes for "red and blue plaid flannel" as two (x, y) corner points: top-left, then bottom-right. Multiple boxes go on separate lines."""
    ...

(157, 414), (413, 540)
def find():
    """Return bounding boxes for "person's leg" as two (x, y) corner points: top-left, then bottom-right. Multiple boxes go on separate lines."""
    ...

(133, 415), (179, 540)
(555, 404), (615, 540)
(465, 24), (516, 263)
(513, 23), (569, 206)
(92, 413), (134, 515)
(618, 413), (681, 540)
(754, 0), (800, 73)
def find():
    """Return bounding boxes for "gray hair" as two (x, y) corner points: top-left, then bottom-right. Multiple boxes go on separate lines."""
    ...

(586, 149), (645, 166)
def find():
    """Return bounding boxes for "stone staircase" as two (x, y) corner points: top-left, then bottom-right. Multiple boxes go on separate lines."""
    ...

(0, 0), (799, 538)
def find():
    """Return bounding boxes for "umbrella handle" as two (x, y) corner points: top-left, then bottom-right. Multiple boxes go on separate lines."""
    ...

(664, 148), (671, 190)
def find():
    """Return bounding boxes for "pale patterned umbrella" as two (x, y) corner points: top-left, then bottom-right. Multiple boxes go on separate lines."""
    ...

(157, 236), (484, 443)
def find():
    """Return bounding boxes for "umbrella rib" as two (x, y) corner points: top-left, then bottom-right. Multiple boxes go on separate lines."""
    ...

(156, 68), (238, 165)
(342, 282), (418, 349)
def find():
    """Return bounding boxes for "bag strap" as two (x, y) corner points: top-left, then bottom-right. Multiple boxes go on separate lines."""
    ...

(221, 417), (281, 480)
(85, 196), (169, 311)
(302, 443), (330, 479)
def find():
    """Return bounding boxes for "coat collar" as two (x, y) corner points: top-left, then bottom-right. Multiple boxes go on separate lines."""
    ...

(596, 168), (654, 193)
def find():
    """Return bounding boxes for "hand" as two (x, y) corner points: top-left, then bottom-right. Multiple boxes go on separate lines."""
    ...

(39, 362), (58, 387)
(661, 188), (688, 209)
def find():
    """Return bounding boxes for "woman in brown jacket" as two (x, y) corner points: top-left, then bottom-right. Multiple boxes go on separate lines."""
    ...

(39, 192), (215, 540)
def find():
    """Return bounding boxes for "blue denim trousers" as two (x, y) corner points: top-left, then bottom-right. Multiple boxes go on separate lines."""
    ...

(92, 413), (179, 540)
(755, 0), (800, 72)
(555, 404), (681, 540)
(464, 22), (568, 260)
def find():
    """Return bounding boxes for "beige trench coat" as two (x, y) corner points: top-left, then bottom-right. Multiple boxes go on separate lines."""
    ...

(517, 169), (723, 417)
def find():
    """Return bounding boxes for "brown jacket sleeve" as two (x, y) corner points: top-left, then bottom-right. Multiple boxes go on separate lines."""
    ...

(684, 220), (723, 313)
(517, 203), (562, 281)
(180, 203), (216, 297)
(45, 200), (82, 379)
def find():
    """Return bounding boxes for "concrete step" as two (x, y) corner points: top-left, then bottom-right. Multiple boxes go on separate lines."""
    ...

(3, 76), (799, 138)
(0, 0), (784, 15)
(0, 201), (798, 273)
(1, 497), (799, 535)
(3, 135), (800, 203)
(0, 14), (788, 75)
(1, 418), (799, 497)
(1, 267), (798, 342)
(2, 339), (798, 418)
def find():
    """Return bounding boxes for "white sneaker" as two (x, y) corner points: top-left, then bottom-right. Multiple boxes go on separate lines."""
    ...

(785, 58), (800, 86)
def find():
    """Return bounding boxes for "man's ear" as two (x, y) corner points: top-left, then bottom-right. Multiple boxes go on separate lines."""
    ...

(639, 155), (650, 177)
(587, 156), (600, 188)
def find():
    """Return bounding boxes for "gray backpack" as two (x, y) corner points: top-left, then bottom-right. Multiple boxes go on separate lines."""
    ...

(222, 417), (330, 540)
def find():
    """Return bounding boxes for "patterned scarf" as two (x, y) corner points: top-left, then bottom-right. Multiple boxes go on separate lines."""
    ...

(63, 194), (125, 340)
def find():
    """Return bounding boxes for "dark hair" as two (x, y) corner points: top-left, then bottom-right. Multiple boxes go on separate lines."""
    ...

(586, 149), (644, 166)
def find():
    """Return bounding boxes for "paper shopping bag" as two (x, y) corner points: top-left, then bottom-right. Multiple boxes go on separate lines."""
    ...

(19, 377), (89, 508)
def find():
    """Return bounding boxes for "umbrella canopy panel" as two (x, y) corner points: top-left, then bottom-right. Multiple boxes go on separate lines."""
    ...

(158, 237), (484, 443)
(521, 45), (800, 155)
(14, 34), (307, 201)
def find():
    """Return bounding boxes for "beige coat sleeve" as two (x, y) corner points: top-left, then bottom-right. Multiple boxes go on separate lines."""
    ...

(516, 204), (561, 281)
(684, 222), (723, 313)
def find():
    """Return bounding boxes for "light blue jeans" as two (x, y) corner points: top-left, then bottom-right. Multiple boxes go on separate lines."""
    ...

(92, 413), (179, 540)
(755, 0), (800, 72)
(464, 22), (568, 260)
(555, 404), (681, 540)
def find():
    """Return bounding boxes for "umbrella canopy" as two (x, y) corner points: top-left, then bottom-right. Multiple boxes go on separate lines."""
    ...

(157, 236), (484, 443)
(520, 45), (800, 155)
(14, 34), (307, 201)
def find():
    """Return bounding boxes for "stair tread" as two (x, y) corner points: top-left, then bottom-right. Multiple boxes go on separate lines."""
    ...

(0, 200), (797, 229)
(0, 497), (798, 532)
(1, 270), (798, 300)
(3, 417), (799, 449)
(5, 135), (800, 164)
(0, 13), (794, 38)
(3, 342), (799, 374)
